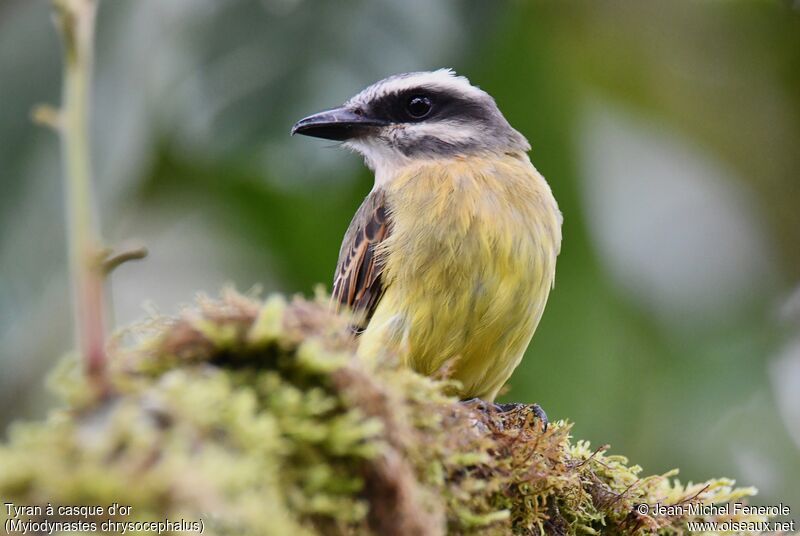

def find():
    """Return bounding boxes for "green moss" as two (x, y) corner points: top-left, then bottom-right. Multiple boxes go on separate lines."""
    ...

(0, 291), (766, 535)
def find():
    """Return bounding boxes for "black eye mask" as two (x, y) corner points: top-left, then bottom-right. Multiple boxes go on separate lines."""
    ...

(364, 88), (493, 126)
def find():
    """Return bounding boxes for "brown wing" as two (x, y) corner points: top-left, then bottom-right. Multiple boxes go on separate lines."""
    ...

(332, 188), (390, 330)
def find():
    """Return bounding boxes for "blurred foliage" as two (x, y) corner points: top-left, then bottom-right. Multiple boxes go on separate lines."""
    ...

(1, 0), (799, 518)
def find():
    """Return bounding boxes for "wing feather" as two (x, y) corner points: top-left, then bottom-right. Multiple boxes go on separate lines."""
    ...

(332, 188), (390, 330)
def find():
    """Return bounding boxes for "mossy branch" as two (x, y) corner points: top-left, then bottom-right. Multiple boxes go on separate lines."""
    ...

(0, 291), (767, 536)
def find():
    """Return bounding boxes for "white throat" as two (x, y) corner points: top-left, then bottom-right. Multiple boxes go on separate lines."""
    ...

(344, 138), (414, 187)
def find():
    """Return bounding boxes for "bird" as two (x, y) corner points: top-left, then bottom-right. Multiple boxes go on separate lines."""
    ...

(292, 69), (562, 403)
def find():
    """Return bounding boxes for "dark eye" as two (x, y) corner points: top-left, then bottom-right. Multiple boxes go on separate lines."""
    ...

(406, 95), (432, 119)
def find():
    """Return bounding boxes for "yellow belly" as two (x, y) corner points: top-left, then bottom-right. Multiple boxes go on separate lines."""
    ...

(358, 154), (561, 401)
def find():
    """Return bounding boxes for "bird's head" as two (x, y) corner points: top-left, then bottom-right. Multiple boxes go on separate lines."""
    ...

(291, 69), (529, 174)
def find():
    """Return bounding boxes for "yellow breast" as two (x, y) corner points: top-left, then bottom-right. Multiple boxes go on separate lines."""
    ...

(359, 153), (562, 400)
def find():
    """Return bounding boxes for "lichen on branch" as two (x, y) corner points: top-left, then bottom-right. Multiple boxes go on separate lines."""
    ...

(0, 291), (765, 535)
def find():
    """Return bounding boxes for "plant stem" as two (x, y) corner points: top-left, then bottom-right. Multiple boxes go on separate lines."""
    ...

(54, 0), (108, 394)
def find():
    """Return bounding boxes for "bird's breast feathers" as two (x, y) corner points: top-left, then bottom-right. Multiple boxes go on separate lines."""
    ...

(359, 153), (562, 399)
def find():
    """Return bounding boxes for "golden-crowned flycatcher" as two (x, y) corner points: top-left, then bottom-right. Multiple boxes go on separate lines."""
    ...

(292, 70), (562, 402)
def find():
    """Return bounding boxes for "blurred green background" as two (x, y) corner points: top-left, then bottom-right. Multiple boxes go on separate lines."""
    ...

(1, 0), (799, 512)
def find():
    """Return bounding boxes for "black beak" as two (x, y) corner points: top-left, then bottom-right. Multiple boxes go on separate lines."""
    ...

(291, 106), (387, 141)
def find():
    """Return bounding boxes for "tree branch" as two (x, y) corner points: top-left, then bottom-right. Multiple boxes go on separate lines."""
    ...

(53, 0), (108, 395)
